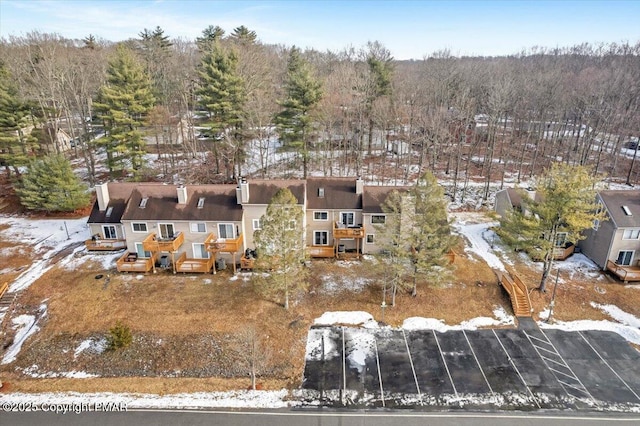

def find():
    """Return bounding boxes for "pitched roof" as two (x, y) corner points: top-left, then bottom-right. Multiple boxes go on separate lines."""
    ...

(245, 180), (306, 205)
(121, 184), (242, 222)
(362, 185), (411, 213)
(598, 190), (640, 228)
(307, 178), (362, 210)
(87, 182), (140, 224)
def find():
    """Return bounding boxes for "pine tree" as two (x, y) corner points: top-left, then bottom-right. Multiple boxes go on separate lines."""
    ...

(197, 25), (225, 51)
(16, 154), (90, 212)
(498, 163), (606, 291)
(274, 47), (322, 178)
(0, 63), (38, 176)
(94, 45), (155, 177)
(254, 188), (307, 310)
(198, 41), (245, 178)
(229, 26), (257, 45)
(377, 172), (456, 304)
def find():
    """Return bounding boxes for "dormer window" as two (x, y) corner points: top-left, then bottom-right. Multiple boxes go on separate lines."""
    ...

(105, 206), (113, 217)
(318, 188), (325, 197)
(140, 197), (148, 208)
(622, 205), (632, 216)
(197, 197), (205, 209)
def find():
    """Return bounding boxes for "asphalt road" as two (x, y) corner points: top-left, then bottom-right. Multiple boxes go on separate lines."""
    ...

(3, 410), (640, 426)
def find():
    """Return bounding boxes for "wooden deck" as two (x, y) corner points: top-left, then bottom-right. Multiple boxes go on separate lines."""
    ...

(142, 232), (185, 252)
(606, 260), (640, 283)
(175, 252), (214, 273)
(553, 243), (575, 260)
(494, 269), (533, 317)
(308, 245), (335, 258)
(333, 223), (365, 239)
(207, 233), (243, 253)
(116, 252), (156, 273)
(85, 239), (127, 251)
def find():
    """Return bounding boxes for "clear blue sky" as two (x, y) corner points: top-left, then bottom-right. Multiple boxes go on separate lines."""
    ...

(1, 0), (638, 59)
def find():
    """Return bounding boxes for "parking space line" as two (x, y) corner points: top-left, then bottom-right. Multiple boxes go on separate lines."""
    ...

(559, 380), (591, 395)
(530, 329), (596, 404)
(549, 366), (579, 380)
(492, 329), (541, 408)
(462, 330), (495, 395)
(544, 356), (571, 369)
(432, 330), (458, 398)
(578, 331), (640, 402)
(373, 335), (385, 407)
(536, 345), (560, 356)
(402, 329), (423, 403)
(527, 334), (552, 345)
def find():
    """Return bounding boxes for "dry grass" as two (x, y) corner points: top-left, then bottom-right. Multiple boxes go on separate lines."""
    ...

(0, 240), (32, 284)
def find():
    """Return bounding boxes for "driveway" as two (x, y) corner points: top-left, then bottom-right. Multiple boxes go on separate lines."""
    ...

(301, 326), (640, 411)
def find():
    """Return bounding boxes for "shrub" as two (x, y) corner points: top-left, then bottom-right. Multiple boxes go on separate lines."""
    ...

(107, 321), (132, 350)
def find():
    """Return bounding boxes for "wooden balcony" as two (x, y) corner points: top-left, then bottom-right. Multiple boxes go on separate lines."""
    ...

(142, 232), (184, 252)
(240, 255), (255, 270)
(333, 223), (365, 239)
(606, 260), (640, 283)
(85, 238), (127, 251)
(308, 245), (335, 258)
(116, 252), (155, 273)
(175, 252), (214, 274)
(207, 232), (243, 253)
(553, 243), (575, 260)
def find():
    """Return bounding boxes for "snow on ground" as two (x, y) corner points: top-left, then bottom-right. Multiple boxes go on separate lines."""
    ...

(555, 254), (603, 281)
(345, 328), (376, 374)
(0, 390), (292, 410)
(1, 303), (47, 365)
(402, 306), (515, 331)
(313, 311), (379, 329)
(320, 273), (371, 294)
(451, 214), (505, 271)
(21, 365), (100, 379)
(0, 216), (91, 293)
(74, 337), (107, 359)
(62, 250), (122, 271)
(539, 318), (640, 346)
(591, 303), (640, 328)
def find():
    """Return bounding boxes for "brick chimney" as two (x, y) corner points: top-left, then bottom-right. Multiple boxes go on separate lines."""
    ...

(95, 183), (110, 212)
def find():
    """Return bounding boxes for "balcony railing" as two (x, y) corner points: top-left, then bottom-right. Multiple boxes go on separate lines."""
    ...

(606, 260), (640, 283)
(333, 223), (365, 239)
(207, 233), (243, 253)
(116, 252), (155, 273)
(307, 245), (335, 258)
(175, 252), (214, 273)
(85, 238), (127, 251)
(142, 232), (184, 252)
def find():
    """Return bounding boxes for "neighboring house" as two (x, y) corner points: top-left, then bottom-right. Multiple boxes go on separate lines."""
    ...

(579, 190), (640, 282)
(85, 177), (438, 272)
(494, 187), (575, 260)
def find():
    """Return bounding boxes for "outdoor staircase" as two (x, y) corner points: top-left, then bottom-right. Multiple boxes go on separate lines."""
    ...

(494, 269), (533, 317)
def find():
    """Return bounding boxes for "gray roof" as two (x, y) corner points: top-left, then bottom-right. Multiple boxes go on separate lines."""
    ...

(307, 178), (361, 210)
(87, 182), (140, 224)
(245, 180), (306, 205)
(598, 190), (640, 228)
(362, 185), (411, 213)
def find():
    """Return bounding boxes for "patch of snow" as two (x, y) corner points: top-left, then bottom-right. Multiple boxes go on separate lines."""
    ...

(452, 219), (505, 271)
(591, 303), (640, 328)
(539, 319), (640, 346)
(320, 274), (370, 294)
(0, 390), (292, 410)
(136, 274), (144, 280)
(403, 306), (514, 331)
(74, 338), (107, 359)
(305, 328), (339, 361)
(203, 278), (212, 284)
(345, 329), (376, 374)
(229, 275), (239, 281)
(63, 251), (122, 271)
(402, 317), (450, 332)
(314, 311), (378, 328)
(22, 365), (100, 379)
(2, 303), (47, 364)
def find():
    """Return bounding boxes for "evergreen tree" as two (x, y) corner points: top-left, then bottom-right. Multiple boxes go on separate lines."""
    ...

(16, 154), (90, 212)
(197, 25), (226, 51)
(94, 45), (155, 177)
(229, 25), (257, 45)
(274, 47), (322, 178)
(498, 163), (606, 291)
(0, 63), (38, 176)
(137, 26), (173, 104)
(198, 41), (245, 178)
(376, 172), (456, 304)
(82, 34), (97, 50)
(254, 188), (307, 310)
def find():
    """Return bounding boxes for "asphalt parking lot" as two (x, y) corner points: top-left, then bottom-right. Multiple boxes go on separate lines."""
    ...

(302, 325), (640, 410)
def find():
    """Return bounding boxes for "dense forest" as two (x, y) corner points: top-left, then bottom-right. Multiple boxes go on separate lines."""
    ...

(1, 27), (639, 206)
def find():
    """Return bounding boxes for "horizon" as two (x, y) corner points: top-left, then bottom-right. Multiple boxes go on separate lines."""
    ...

(1, 0), (639, 59)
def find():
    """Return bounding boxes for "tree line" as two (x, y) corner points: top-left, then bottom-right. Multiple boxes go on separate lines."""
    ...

(1, 27), (639, 210)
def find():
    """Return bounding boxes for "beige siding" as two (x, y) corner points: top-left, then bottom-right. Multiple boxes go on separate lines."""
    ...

(242, 204), (268, 250)
(608, 228), (640, 267)
(362, 213), (386, 254)
(89, 223), (124, 240)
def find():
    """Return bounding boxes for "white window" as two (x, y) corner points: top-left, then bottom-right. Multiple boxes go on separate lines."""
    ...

(193, 243), (210, 259)
(197, 197), (205, 209)
(616, 250), (634, 266)
(158, 223), (175, 239)
(135, 242), (151, 258)
(190, 222), (207, 233)
(623, 229), (640, 240)
(313, 211), (328, 221)
(314, 231), (329, 245)
(102, 225), (117, 239)
(371, 215), (386, 224)
(366, 234), (375, 244)
(340, 212), (355, 226)
(593, 219), (600, 231)
(139, 197), (148, 208)
(105, 206), (113, 217)
(554, 232), (567, 247)
(132, 222), (147, 233)
(252, 219), (262, 230)
(218, 223), (235, 239)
